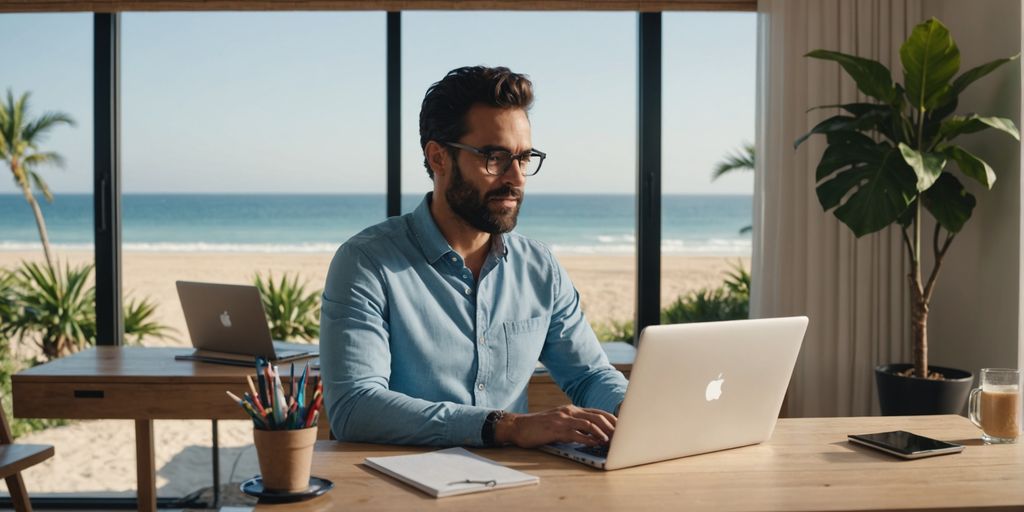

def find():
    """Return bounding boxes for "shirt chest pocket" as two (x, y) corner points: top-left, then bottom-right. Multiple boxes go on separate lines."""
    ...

(500, 316), (549, 383)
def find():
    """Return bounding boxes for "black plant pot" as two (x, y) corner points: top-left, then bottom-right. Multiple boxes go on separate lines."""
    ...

(875, 364), (974, 416)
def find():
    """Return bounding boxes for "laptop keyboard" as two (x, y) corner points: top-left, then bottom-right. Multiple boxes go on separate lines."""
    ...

(575, 444), (610, 458)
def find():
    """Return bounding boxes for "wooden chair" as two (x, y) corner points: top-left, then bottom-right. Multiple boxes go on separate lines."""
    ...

(0, 401), (54, 512)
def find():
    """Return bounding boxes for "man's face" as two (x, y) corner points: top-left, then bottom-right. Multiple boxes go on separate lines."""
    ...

(444, 105), (531, 234)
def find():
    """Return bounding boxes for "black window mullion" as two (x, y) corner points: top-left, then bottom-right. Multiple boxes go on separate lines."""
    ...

(386, 11), (401, 217)
(94, 12), (123, 346)
(636, 12), (662, 343)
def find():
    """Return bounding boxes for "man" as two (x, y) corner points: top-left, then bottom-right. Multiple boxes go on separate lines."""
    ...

(320, 66), (627, 448)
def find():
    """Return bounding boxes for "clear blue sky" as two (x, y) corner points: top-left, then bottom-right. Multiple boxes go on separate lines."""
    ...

(0, 11), (755, 195)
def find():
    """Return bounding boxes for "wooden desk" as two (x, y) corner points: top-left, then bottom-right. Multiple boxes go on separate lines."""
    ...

(255, 415), (1024, 512)
(12, 347), (268, 512)
(11, 345), (633, 512)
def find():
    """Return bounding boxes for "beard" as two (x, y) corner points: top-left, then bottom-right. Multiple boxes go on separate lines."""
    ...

(445, 159), (523, 234)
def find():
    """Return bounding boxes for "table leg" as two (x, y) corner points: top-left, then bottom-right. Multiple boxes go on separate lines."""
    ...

(135, 419), (156, 512)
(212, 419), (220, 508)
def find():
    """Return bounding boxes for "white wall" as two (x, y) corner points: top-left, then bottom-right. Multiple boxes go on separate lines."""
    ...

(921, 0), (1022, 376)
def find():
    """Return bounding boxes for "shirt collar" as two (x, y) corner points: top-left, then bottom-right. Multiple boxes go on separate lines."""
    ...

(411, 193), (453, 264)
(490, 229), (510, 261)
(411, 193), (510, 264)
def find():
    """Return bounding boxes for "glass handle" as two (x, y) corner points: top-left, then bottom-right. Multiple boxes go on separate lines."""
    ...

(968, 387), (983, 429)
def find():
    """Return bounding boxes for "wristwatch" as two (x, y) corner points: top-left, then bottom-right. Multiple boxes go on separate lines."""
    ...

(481, 410), (506, 447)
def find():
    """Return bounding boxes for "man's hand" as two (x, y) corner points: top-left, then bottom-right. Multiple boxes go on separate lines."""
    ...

(493, 405), (617, 448)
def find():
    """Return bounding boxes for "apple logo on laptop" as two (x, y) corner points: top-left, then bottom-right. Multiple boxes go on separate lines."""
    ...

(705, 373), (725, 401)
(219, 310), (232, 328)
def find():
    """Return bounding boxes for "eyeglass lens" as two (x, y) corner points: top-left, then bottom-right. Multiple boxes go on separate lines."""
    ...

(486, 151), (542, 176)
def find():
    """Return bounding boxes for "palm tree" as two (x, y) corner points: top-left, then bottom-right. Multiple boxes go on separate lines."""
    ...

(712, 143), (755, 234)
(0, 90), (76, 269)
(712, 143), (755, 179)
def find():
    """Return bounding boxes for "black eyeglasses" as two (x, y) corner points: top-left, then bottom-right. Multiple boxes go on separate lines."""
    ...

(444, 142), (546, 177)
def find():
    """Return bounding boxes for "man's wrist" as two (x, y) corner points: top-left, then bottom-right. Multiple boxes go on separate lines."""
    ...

(481, 410), (506, 446)
(493, 412), (518, 446)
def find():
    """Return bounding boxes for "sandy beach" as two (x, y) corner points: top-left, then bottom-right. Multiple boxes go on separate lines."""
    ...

(0, 250), (748, 498)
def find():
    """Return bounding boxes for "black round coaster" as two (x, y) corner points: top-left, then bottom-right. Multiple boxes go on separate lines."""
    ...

(240, 475), (334, 503)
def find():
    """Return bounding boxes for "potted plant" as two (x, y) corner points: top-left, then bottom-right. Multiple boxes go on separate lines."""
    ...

(795, 18), (1019, 415)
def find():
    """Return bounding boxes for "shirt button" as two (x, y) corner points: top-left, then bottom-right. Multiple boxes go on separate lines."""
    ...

(478, 336), (485, 344)
(451, 256), (457, 262)
(464, 287), (472, 295)
(477, 383), (485, 391)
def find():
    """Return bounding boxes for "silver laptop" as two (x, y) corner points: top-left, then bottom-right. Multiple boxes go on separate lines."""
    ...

(175, 281), (318, 365)
(540, 316), (808, 470)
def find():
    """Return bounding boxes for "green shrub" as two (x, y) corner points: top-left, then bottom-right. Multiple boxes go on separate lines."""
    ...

(593, 318), (635, 343)
(0, 271), (69, 438)
(254, 272), (321, 342)
(123, 296), (174, 345)
(0, 262), (172, 438)
(662, 262), (750, 324)
(2, 261), (173, 360)
(594, 262), (751, 343)
(6, 261), (96, 361)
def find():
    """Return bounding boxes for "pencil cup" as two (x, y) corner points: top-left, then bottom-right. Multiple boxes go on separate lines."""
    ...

(253, 426), (318, 493)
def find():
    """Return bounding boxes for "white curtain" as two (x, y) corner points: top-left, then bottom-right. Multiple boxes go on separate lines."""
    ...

(753, 0), (922, 417)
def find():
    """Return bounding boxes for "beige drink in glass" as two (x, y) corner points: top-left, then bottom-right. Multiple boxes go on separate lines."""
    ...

(968, 368), (1022, 444)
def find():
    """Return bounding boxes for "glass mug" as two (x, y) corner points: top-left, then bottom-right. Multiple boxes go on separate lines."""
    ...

(968, 368), (1022, 444)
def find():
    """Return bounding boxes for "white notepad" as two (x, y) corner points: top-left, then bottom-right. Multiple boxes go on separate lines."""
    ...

(364, 447), (540, 498)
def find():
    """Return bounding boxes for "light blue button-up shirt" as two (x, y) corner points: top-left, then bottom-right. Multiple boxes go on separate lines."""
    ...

(320, 193), (628, 446)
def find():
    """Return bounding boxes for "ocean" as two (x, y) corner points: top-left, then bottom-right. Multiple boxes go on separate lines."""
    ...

(0, 194), (752, 256)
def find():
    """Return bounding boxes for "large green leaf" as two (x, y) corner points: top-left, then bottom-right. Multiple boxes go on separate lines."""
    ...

(928, 94), (959, 125)
(806, 50), (897, 103)
(814, 140), (916, 237)
(807, 102), (888, 117)
(794, 110), (889, 149)
(817, 165), (872, 211)
(898, 143), (947, 191)
(922, 172), (976, 233)
(901, 18), (960, 111)
(952, 54), (1020, 95)
(815, 131), (877, 182)
(941, 145), (996, 189)
(939, 115), (1020, 142)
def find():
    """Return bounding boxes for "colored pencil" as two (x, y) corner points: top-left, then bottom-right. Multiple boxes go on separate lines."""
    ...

(228, 359), (324, 431)
(245, 375), (266, 415)
(289, 363), (295, 398)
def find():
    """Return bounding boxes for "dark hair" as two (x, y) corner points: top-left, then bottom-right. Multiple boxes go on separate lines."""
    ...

(419, 66), (534, 179)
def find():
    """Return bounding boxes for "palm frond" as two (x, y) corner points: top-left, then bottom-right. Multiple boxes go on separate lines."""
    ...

(712, 143), (756, 181)
(23, 151), (66, 169)
(12, 92), (29, 138)
(0, 93), (14, 158)
(123, 296), (175, 345)
(0, 90), (9, 128)
(28, 170), (54, 203)
(22, 112), (75, 143)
